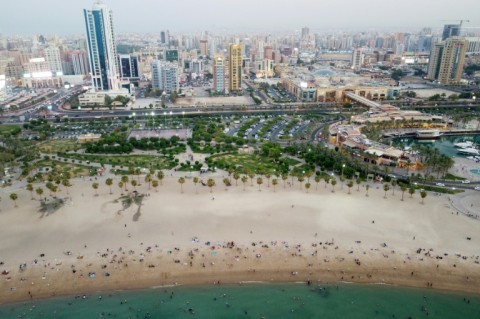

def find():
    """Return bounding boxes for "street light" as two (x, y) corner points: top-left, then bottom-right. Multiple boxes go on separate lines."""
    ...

(169, 111), (173, 127)
(163, 111), (167, 128)
(341, 164), (346, 178)
(182, 111), (185, 127)
(132, 112), (136, 124)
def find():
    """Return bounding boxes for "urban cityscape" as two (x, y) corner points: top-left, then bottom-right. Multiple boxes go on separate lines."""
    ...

(0, 0), (480, 317)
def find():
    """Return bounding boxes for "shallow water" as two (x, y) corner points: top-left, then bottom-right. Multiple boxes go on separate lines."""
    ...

(1, 283), (479, 318)
(392, 134), (480, 158)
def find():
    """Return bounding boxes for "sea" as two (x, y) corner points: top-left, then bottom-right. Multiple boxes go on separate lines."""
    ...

(1, 283), (479, 319)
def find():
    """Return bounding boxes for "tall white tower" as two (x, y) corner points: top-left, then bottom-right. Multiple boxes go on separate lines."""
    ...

(84, 1), (120, 91)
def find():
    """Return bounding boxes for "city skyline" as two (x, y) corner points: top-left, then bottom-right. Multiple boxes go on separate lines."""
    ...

(1, 0), (480, 36)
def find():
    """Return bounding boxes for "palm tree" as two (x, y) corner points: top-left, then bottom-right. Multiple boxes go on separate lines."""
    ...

(248, 172), (255, 186)
(134, 168), (141, 183)
(323, 176), (330, 188)
(92, 182), (99, 196)
(46, 181), (54, 196)
(152, 179), (159, 192)
(272, 178), (278, 192)
(105, 178), (113, 194)
(347, 181), (354, 194)
(409, 187), (415, 198)
(223, 178), (230, 190)
(356, 178), (362, 191)
(305, 182), (311, 193)
(306, 171), (313, 183)
(297, 175), (305, 189)
(314, 175), (321, 190)
(383, 184), (390, 199)
(36, 187), (44, 201)
(178, 177), (185, 193)
(193, 177), (199, 194)
(62, 179), (72, 195)
(282, 174), (288, 188)
(131, 180), (138, 191)
(10, 193), (18, 207)
(241, 175), (248, 191)
(365, 184), (370, 197)
(26, 183), (34, 199)
(118, 181), (124, 194)
(420, 191), (427, 204)
(265, 172), (271, 187)
(400, 185), (407, 201)
(157, 171), (164, 185)
(340, 176), (346, 190)
(256, 177), (263, 191)
(233, 172), (240, 186)
(145, 174), (152, 190)
(391, 180), (397, 196)
(207, 178), (215, 193)
(51, 185), (58, 198)
(330, 179), (337, 193)
(290, 172), (296, 187)
(121, 175), (129, 191)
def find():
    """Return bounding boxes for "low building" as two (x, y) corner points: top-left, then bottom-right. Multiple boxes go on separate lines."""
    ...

(78, 133), (102, 143)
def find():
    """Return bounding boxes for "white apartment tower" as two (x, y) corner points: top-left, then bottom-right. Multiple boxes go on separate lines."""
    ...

(151, 60), (179, 94)
(84, 1), (120, 91)
(44, 46), (63, 74)
(351, 48), (364, 72)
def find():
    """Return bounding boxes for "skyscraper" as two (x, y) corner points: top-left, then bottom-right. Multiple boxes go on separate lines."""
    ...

(213, 55), (225, 93)
(44, 46), (63, 74)
(151, 60), (179, 94)
(84, 1), (120, 91)
(119, 54), (139, 79)
(442, 24), (461, 41)
(71, 51), (89, 75)
(427, 37), (468, 85)
(228, 44), (242, 93)
(351, 47), (364, 72)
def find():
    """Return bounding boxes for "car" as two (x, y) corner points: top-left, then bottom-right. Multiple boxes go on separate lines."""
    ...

(435, 183), (445, 187)
(461, 180), (471, 184)
(475, 186), (480, 191)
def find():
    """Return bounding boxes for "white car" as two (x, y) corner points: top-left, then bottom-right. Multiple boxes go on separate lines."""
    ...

(435, 183), (445, 187)
(475, 186), (480, 191)
(461, 180), (471, 184)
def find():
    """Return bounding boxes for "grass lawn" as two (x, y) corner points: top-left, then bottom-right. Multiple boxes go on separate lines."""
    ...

(0, 124), (21, 135)
(38, 139), (79, 154)
(35, 159), (93, 177)
(61, 153), (176, 170)
(208, 153), (291, 174)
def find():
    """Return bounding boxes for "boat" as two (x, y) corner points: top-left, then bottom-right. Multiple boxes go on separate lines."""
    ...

(454, 141), (474, 148)
(457, 148), (480, 156)
(415, 129), (442, 140)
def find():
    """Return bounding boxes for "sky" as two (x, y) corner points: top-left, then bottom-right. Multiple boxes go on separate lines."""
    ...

(1, 0), (479, 36)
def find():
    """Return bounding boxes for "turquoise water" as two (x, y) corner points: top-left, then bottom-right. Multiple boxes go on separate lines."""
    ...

(392, 134), (480, 158)
(471, 169), (480, 175)
(1, 283), (479, 318)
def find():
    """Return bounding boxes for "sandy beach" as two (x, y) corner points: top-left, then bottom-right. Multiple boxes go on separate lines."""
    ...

(1, 174), (479, 304)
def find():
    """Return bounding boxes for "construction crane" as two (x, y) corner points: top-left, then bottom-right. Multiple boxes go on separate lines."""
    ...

(440, 19), (470, 26)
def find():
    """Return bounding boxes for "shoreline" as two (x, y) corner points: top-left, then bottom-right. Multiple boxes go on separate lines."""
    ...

(1, 176), (480, 305)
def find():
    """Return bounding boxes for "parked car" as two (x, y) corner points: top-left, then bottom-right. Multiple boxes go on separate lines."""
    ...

(435, 183), (445, 187)
(461, 180), (471, 184)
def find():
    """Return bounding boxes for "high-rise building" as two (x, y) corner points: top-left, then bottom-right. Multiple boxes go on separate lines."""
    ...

(301, 27), (310, 39)
(442, 24), (461, 40)
(351, 48), (364, 72)
(213, 55), (225, 93)
(264, 46), (273, 60)
(119, 54), (139, 79)
(427, 37), (468, 85)
(228, 44), (242, 93)
(200, 40), (208, 56)
(151, 60), (179, 94)
(84, 1), (120, 91)
(44, 46), (63, 74)
(71, 51), (89, 75)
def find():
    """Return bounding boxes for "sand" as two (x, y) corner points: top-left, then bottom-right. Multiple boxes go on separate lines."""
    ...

(0, 174), (479, 304)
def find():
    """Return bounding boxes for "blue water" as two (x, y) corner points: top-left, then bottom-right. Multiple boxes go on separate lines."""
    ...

(1, 283), (479, 318)
(392, 134), (480, 158)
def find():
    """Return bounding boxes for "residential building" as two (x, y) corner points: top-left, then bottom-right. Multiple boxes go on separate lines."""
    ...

(44, 46), (63, 74)
(71, 51), (89, 75)
(228, 44), (242, 93)
(84, 1), (120, 90)
(119, 54), (139, 79)
(442, 24), (461, 40)
(427, 37), (468, 85)
(151, 60), (179, 94)
(213, 55), (225, 93)
(351, 47), (364, 72)
(200, 40), (208, 56)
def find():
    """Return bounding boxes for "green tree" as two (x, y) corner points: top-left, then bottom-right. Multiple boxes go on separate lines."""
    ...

(314, 175), (321, 190)
(10, 193), (18, 207)
(365, 184), (370, 197)
(152, 179), (159, 192)
(193, 177), (199, 194)
(324, 176), (330, 188)
(282, 174), (288, 188)
(248, 172), (255, 186)
(409, 187), (415, 198)
(265, 172), (271, 187)
(347, 181), (354, 194)
(330, 179), (337, 193)
(233, 172), (240, 186)
(118, 181), (124, 194)
(297, 175), (305, 189)
(131, 179), (138, 191)
(356, 178), (362, 191)
(157, 170), (164, 185)
(178, 177), (185, 193)
(105, 178), (113, 194)
(121, 175), (129, 191)
(62, 179), (72, 195)
(400, 185), (407, 201)
(145, 174), (152, 190)
(223, 178), (230, 190)
(305, 182), (311, 193)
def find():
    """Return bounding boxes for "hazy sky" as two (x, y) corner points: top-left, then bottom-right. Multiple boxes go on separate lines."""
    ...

(1, 0), (479, 35)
